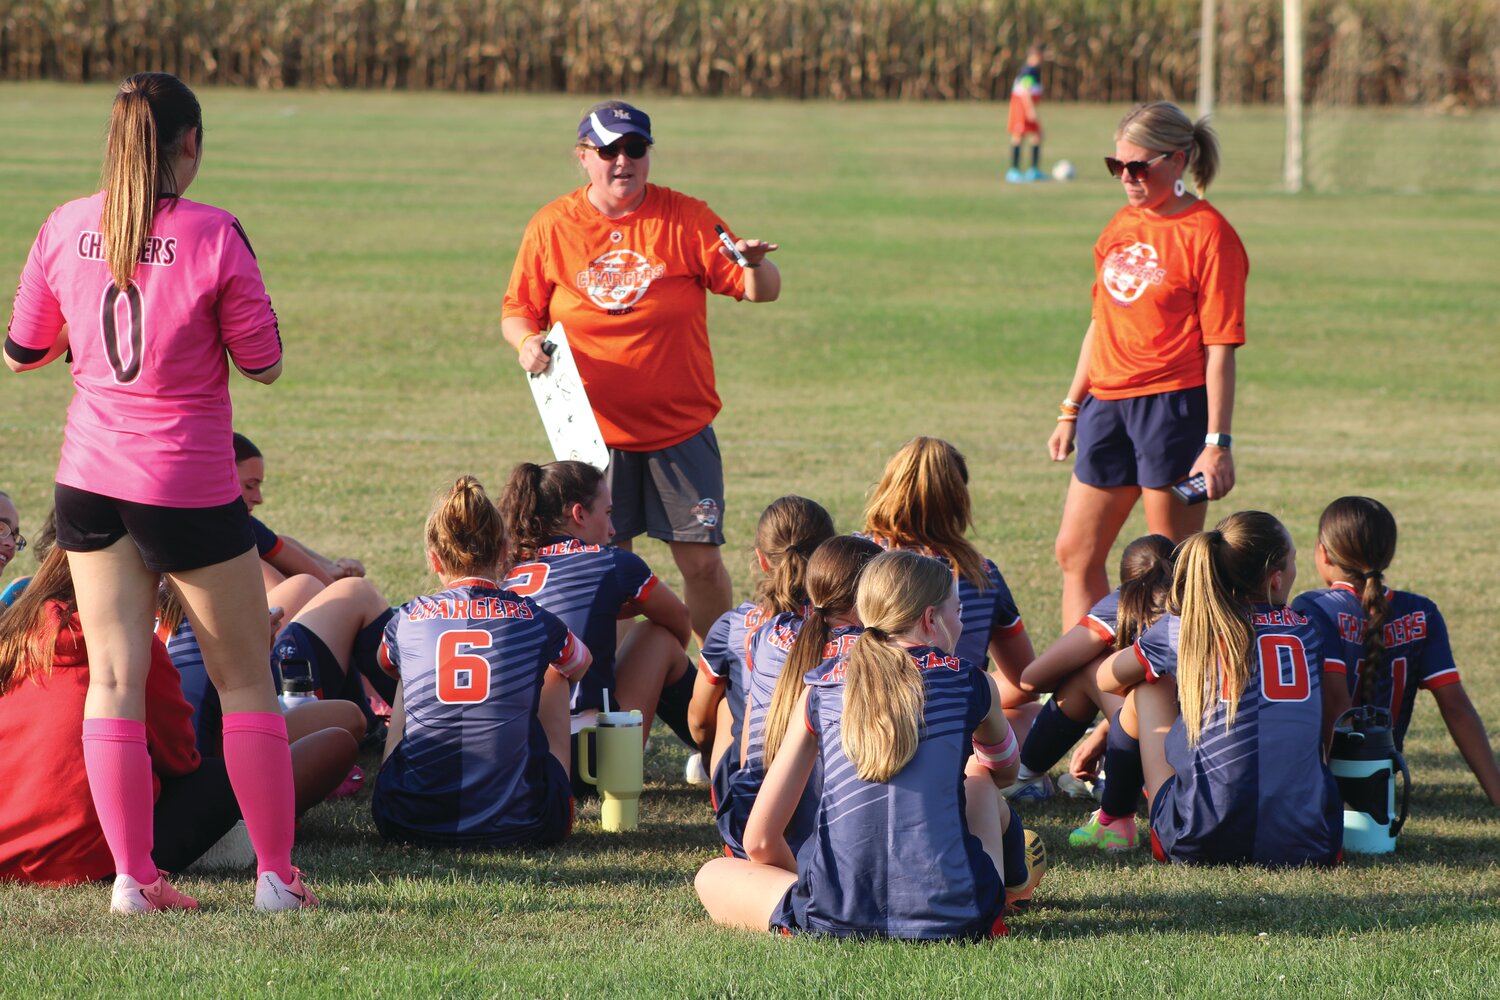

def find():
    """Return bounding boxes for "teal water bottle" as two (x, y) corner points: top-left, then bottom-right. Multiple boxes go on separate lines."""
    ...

(1329, 706), (1411, 854)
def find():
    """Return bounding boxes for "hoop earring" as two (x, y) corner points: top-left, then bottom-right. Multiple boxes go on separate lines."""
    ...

(1174, 178), (1186, 197)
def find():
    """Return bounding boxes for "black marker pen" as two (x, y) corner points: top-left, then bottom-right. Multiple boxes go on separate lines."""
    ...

(714, 224), (751, 268)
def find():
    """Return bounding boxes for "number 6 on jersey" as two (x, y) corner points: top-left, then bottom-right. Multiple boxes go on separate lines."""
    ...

(436, 629), (493, 704)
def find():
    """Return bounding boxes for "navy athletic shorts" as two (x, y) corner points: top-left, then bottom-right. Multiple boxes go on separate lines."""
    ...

(1072, 386), (1207, 490)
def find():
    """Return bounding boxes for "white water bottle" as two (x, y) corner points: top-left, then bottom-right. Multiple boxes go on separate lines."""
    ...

(278, 657), (319, 711)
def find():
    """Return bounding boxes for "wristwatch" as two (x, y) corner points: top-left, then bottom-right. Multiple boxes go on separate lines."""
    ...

(1204, 433), (1232, 449)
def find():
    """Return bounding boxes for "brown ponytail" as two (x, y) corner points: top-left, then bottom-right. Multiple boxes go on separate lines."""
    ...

(100, 73), (202, 292)
(762, 534), (881, 767)
(1317, 497), (1398, 709)
(499, 460), (604, 561)
(754, 496), (836, 616)
(1114, 534), (1176, 649)
(426, 476), (506, 579)
(1172, 511), (1291, 747)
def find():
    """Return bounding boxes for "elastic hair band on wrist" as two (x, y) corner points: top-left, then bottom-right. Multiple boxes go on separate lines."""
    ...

(516, 331), (539, 353)
(1056, 414), (1077, 423)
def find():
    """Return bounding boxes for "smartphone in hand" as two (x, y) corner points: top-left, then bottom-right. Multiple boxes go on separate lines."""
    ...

(1171, 473), (1210, 506)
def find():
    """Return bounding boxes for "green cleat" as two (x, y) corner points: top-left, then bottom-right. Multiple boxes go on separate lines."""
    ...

(1068, 809), (1138, 851)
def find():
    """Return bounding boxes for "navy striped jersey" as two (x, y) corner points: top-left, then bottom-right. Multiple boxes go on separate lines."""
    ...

(698, 600), (771, 756)
(503, 536), (656, 713)
(716, 614), (859, 857)
(860, 536), (1025, 664)
(780, 645), (1002, 939)
(372, 578), (587, 846)
(1292, 584), (1458, 748)
(1135, 607), (1342, 866)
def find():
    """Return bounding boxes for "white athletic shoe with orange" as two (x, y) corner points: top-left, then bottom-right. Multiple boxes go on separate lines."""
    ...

(255, 868), (319, 911)
(110, 872), (199, 914)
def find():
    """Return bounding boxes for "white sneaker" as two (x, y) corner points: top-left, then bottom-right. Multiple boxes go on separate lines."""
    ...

(255, 868), (319, 912)
(1000, 774), (1054, 802)
(684, 752), (711, 786)
(1055, 772), (1101, 801)
(110, 872), (198, 914)
(187, 820), (257, 873)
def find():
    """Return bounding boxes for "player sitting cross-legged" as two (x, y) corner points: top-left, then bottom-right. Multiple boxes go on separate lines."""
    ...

(373, 476), (590, 849)
(1096, 511), (1343, 866)
(696, 550), (1026, 939)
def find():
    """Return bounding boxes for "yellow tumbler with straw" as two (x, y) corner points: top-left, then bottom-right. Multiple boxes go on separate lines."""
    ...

(578, 708), (644, 831)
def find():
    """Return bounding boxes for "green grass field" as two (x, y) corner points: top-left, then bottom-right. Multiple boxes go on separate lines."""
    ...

(2, 84), (1499, 997)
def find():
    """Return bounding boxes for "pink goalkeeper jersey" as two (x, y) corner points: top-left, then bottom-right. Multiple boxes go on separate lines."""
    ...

(8, 193), (282, 507)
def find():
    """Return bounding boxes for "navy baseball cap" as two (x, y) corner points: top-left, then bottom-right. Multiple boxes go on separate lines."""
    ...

(578, 101), (653, 146)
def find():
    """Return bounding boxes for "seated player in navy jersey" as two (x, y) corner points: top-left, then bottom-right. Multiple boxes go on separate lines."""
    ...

(1011, 534), (1175, 848)
(692, 496), (835, 794)
(861, 437), (1038, 745)
(1098, 511), (1344, 866)
(1294, 497), (1500, 805)
(696, 550), (1027, 940)
(499, 461), (691, 751)
(716, 534), (880, 858)
(233, 433), (367, 592)
(374, 476), (590, 849)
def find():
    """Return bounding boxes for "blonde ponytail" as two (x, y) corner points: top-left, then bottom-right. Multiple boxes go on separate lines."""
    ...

(840, 549), (952, 782)
(1116, 100), (1221, 194)
(99, 73), (203, 291)
(1172, 512), (1292, 746)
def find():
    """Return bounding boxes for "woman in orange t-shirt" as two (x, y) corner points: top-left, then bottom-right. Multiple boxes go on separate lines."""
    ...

(502, 100), (781, 651)
(1048, 101), (1248, 631)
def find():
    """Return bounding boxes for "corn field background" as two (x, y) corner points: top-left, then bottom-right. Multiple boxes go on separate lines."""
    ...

(1, 0), (1498, 106)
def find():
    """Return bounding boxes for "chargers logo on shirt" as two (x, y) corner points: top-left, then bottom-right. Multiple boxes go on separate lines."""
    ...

(1102, 241), (1166, 305)
(576, 249), (666, 312)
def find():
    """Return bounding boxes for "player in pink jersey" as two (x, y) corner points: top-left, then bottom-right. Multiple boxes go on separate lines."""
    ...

(4, 73), (312, 913)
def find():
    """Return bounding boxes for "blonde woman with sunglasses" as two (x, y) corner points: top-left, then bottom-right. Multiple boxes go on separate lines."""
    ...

(1048, 101), (1248, 634)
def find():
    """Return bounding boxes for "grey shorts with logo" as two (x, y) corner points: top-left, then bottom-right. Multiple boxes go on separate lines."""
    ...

(608, 425), (726, 546)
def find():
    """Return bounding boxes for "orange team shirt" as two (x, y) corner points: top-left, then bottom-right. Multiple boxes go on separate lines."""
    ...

(1088, 200), (1248, 400)
(503, 184), (748, 452)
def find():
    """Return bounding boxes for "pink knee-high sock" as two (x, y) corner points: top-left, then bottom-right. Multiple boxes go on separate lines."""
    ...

(81, 718), (158, 883)
(222, 712), (296, 882)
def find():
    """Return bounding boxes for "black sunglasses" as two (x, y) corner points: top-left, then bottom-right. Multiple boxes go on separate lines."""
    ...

(1104, 151), (1173, 181)
(582, 138), (652, 161)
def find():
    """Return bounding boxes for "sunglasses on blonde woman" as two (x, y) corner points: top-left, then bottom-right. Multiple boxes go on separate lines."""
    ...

(1104, 151), (1173, 181)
